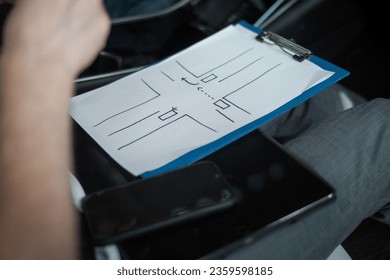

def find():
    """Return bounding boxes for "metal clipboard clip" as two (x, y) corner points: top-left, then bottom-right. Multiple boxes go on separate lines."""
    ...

(256, 31), (312, 62)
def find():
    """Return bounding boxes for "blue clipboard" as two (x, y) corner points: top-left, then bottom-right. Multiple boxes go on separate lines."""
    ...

(141, 20), (350, 177)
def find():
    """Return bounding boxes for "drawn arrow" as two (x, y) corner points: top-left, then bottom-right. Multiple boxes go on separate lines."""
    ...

(181, 77), (199, 85)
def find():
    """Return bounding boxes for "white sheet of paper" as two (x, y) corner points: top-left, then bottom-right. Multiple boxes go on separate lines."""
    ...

(70, 25), (334, 176)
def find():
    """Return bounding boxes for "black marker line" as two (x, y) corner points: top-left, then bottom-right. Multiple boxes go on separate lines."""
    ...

(93, 79), (161, 127)
(216, 109), (234, 123)
(214, 99), (230, 110)
(176, 47), (254, 78)
(159, 107), (178, 121)
(198, 48), (254, 78)
(161, 71), (174, 81)
(185, 114), (217, 132)
(197, 87), (214, 100)
(224, 63), (282, 98)
(201, 74), (218, 83)
(176, 60), (197, 77)
(107, 111), (160, 137)
(182, 77), (199, 85)
(219, 57), (264, 82)
(117, 114), (217, 150)
(142, 78), (161, 95)
(223, 98), (251, 115)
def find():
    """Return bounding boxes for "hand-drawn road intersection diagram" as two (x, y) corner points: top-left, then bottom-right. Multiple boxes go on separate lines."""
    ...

(70, 25), (332, 176)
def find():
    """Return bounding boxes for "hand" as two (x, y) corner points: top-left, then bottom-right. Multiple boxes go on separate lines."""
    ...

(0, 0), (110, 259)
(2, 0), (110, 78)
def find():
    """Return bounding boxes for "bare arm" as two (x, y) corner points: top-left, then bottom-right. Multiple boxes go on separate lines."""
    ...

(0, 0), (109, 259)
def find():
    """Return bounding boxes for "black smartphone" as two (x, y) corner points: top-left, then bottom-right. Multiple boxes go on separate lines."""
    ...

(81, 161), (237, 245)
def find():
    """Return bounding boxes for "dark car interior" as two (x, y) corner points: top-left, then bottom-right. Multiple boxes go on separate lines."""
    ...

(1, 0), (389, 259)
(74, 0), (390, 101)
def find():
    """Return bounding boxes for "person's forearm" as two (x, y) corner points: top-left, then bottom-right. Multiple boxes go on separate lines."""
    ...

(0, 0), (109, 259)
(0, 54), (77, 259)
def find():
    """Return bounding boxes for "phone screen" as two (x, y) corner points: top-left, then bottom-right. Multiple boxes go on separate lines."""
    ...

(82, 161), (236, 244)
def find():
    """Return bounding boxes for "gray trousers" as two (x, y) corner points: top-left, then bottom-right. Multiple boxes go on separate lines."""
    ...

(224, 84), (390, 259)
